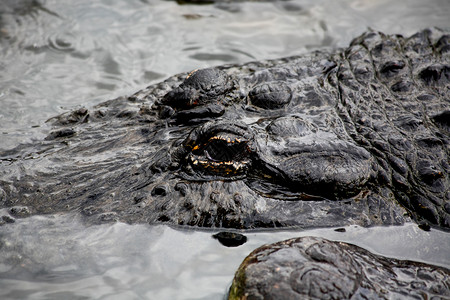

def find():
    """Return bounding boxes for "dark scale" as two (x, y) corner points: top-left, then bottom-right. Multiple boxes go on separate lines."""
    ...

(2, 28), (449, 230)
(2, 29), (449, 299)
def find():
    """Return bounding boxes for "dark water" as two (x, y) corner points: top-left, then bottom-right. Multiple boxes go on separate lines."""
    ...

(0, 0), (449, 299)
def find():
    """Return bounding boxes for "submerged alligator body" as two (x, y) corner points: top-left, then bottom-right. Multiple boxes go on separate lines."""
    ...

(0, 28), (449, 230)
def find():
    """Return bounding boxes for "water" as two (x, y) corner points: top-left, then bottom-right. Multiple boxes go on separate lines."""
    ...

(0, 215), (449, 300)
(1, 0), (449, 150)
(0, 0), (449, 299)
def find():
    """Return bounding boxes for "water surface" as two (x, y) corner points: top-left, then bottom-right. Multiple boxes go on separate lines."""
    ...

(0, 0), (449, 299)
(1, 0), (449, 150)
(0, 215), (449, 300)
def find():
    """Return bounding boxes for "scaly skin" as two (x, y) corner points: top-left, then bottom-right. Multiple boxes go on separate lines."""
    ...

(0, 28), (448, 229)
(228, 236), (450, 299)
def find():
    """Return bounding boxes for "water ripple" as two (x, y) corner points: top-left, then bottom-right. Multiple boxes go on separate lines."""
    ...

(47, 32), (77, 52)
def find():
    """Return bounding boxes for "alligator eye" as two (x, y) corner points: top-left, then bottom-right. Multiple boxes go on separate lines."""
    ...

(188, 135), (251, 177)
(204, 138), (248, 162)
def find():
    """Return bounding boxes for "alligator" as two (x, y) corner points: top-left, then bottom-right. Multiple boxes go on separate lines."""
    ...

(0, 28), (449, 230)
(228, 236), (450, 299)
(1, 28), (449, 298)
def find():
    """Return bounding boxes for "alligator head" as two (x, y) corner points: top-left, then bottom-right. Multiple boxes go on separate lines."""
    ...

(0, 28), (448, 229)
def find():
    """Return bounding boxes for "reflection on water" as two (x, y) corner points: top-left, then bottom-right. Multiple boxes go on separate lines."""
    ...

(0, 214), (449, 300)
(0, 0), (449, 299)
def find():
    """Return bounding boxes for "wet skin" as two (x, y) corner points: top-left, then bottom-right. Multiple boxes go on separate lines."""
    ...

(228, 236), (450, 299)
(0, 28), (449, 230)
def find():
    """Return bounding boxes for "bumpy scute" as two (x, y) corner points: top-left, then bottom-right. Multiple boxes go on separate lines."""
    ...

(228, 237), (450, 299)
(161, 68), (233, 109)
(248, 81), (292, 109)
(0, 28), (448, 229)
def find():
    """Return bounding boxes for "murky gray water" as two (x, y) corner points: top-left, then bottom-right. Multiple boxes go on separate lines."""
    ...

(1, 0), (450, 150)
(0, 214), (449, 300)
(1, 0), (449, 299)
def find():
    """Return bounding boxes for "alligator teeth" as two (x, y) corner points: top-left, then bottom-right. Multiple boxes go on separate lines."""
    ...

(188, 152), (249, 176)
(208, 134), (243, 144)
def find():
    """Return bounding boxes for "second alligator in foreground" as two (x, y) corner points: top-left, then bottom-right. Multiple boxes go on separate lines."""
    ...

(229, 236), (449, 299)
